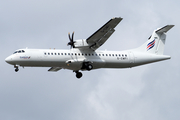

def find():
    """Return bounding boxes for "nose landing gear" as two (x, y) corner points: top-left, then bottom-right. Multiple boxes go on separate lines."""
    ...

(14, 65), (19, 72)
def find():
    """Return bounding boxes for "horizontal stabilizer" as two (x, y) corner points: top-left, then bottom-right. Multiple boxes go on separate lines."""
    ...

(48, 67), (62, 72)
(156, 25), (174, 33)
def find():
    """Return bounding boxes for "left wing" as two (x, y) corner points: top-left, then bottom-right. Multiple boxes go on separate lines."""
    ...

(86, 17), (123, 50)
(48, 67), (62, 72)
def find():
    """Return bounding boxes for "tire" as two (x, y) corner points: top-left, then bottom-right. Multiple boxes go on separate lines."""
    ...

(86, 64), (93, 71)
(15, 68), (19, 72)
(76, 72), (82, 79)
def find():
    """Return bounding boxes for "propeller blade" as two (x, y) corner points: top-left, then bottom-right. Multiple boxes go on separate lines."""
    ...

(68, 32), (72, 42)
(67, 32), (75, 48)
(72, 32), (74, 42)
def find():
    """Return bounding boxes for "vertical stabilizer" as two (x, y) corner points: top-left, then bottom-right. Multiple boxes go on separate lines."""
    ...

(135, 25), (174, 55)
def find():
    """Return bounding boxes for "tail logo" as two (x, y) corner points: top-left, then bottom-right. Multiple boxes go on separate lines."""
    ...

(147, 39), (155, 51)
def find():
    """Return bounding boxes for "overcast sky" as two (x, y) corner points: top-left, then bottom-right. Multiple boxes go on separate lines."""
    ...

(1, 0), (180, 120)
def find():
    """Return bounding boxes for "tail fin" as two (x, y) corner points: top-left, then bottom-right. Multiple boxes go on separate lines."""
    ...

(135, 25), (174, 55)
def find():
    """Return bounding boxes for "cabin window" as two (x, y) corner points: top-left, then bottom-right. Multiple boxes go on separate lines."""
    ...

(85, 54), (87, 56)
(112, 54), (114, 56)
(125, 54), (127, 57)
(58, 53), (60, 55)
(109, 54), (111, 56)
(119, 54), (121, 57)
(48, 53), (50, 55)
(78, 53), (80, 56)
(44, 53), (46, 55)
(55, 53), (56, 55)
(92, 54), (94, 56)
(71, 53), (73, 55)
(115, 54), (117, 56)
(106, 54), (108, 56)
(122, 54), (124, 57)
(68, 53), (70, 55)
(102, 54), (104, 56)
(89, 54), (91, 56)
(75, 53), (77, 56)
(22, 50), (25, 53)
(82, 53), (84, 56)
(61, 53), (63, 55)
(51, 53), (53, 55)
(65, 53), (67, 55)
(99, 54), (101, 56)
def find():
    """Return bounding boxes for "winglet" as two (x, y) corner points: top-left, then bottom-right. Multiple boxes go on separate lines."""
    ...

(156, 25), (174, 33)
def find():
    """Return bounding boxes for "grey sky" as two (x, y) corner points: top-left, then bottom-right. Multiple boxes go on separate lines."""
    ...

(1, 0), (180, 120)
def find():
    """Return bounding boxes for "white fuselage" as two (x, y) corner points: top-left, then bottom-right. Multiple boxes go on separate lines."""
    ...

(4, 17), (174, 78)
(5, 48), (170, 71)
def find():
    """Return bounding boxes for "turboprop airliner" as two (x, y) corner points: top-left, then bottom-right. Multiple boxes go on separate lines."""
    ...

(5, 17), (174, 78)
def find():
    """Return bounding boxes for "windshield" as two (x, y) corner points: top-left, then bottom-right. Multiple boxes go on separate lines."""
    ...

(13, 50), (25, 54)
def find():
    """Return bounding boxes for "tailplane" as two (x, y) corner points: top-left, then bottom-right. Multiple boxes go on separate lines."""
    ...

(135, 25), (174, 55)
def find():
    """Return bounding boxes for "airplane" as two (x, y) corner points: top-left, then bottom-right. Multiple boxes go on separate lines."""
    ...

(5, 17), (174, 78)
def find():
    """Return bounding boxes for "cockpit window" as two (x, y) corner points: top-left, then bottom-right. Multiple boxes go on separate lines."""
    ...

(13, 50), (25, 54)
(13, 51), (18, 54)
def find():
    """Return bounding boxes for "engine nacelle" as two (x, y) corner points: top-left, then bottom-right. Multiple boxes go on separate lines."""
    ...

(74, 39), (89, 48)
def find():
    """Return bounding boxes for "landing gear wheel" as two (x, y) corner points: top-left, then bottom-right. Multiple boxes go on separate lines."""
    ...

(86, 64), (93, 71)
(76, 72), (82, 79)
(14, 65), (19, 72)
(15, 68), (19, 72)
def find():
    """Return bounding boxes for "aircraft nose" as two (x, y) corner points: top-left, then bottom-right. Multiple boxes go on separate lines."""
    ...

(5, 56), (13, 64)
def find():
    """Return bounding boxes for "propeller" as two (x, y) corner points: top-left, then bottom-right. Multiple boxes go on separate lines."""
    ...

(67, 32), (75, 48)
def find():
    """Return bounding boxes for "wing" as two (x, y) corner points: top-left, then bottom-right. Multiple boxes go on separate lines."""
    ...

(86, 17), (123, 50)
(48, 67), (62, 72)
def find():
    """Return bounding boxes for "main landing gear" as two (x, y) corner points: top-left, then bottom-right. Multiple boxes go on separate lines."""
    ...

(14, 65), (19, 72)
(82, 62), (93, 71)
(74, 63), (93, 79)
